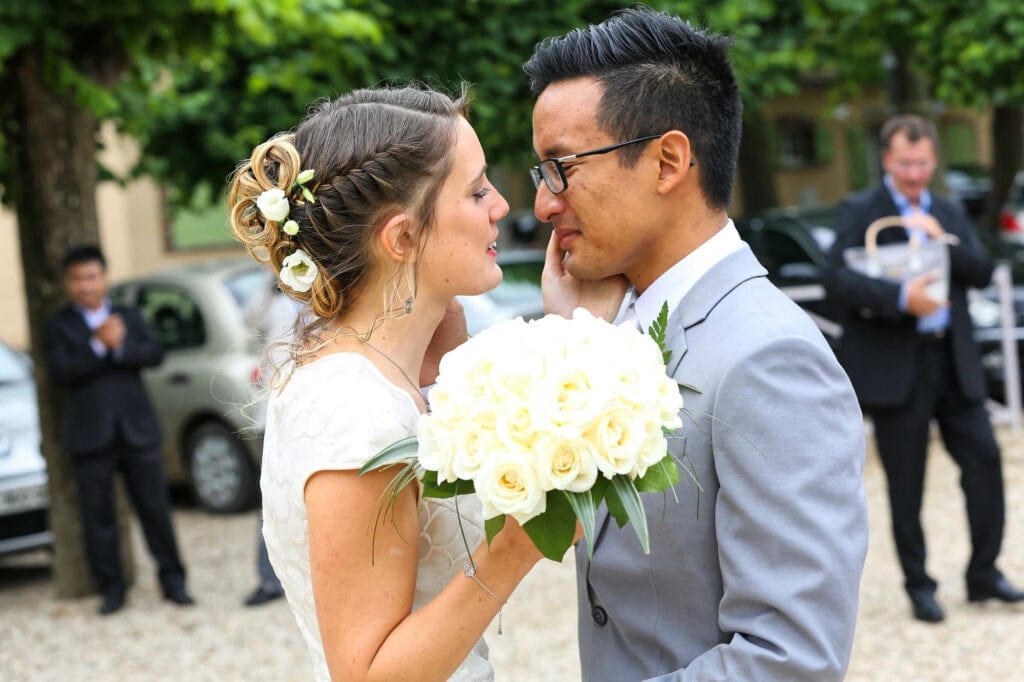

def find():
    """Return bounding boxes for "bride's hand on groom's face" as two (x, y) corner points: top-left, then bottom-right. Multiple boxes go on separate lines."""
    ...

(541, 231), (628, 322)
(420, 298), (468, 386)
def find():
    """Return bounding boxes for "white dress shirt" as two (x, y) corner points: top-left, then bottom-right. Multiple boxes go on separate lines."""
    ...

(615, 219), (744, 332)
(76, 299), (120, 358)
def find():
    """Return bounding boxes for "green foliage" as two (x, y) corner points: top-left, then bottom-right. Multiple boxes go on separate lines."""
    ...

(634, 455), (681, 493)
(522, 489), (578, 561)
(5, 0), (1022, 226)
(565, 489), (598, 556)
(120, 0), (627, 209)
(648, 301), (671, 364)
(608, 475), (649, 552)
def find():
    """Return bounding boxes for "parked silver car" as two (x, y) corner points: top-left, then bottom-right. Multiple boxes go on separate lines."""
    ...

(111, 258), (268, 513)
(998, 170), (1024, 245)
(0, 340), (51, 556)
(109, 250), (545, 514)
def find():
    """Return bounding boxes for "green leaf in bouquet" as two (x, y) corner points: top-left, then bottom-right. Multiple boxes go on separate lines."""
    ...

(357, 436), (420, 475)
(604, 478), (630, 529)
(589, 477), (608, 506)
(610, 475), (651, 554)
(485, 514), (506, 545)
(634, 454), (680, 493)
(523, 491), (577, 562)
(648, 301), (672, 364)
(564, 490), (597, 558)
(420, 469), (473, 499)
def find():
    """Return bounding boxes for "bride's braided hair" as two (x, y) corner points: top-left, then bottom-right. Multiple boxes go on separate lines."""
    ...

(228, 85), (469, 346)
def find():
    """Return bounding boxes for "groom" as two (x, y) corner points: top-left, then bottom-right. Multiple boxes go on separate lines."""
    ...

(527, 8), (868, 680)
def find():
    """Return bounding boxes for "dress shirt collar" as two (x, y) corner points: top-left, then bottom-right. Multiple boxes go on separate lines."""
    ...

(625, 219), (743, 333)
(74, 298), (113, 330)
(884, 173), (932, 216)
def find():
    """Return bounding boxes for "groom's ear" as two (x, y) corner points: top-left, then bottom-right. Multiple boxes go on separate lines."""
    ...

(654, 130), (696, 195)
(377, 212), (417, 263)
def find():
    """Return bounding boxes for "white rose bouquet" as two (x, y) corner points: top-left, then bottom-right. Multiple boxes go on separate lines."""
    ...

(360, 307), (694, 561)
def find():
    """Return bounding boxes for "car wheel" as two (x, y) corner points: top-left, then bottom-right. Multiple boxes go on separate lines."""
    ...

(186, 422), (257, 513)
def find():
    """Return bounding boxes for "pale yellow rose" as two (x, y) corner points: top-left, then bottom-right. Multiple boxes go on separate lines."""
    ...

(658, 376), (684, 429)
(416, 414), (458, 483)
(474, 451), (547, 524)
(449, 418), (500, 481)
(528, 366), (605, 437)
(635, 425), (670, 477)
(494, 399), (538, 450)
(586, 407), (650, 478)
(534, 433), (599, 492)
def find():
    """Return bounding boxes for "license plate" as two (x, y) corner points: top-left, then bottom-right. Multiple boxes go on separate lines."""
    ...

(0, 483), (49, 515)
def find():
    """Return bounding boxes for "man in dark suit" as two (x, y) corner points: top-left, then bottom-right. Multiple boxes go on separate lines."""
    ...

(826, 114), (1023, 623)
(43, 245), (194, 615)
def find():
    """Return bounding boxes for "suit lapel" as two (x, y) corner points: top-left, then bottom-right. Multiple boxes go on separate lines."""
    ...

(61, 305), (94, 340)
(588, 245), (767, 556)
(665, 245), (768, 376)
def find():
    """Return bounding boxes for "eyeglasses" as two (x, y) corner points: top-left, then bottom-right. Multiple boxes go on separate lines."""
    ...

(530, 134), (694, 195)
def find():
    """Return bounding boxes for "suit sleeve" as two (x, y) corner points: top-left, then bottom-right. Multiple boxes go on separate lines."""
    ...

(652, 336), (868, 681)
(939, 199), (993, 289)
(42, 314), (109, 386)
(823, 197), (905, 320)
(114, 307), (165, 369)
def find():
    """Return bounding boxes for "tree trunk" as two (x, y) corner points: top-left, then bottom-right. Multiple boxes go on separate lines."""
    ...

(988, 105), (1023, 231)
(887, 48), (930, 115)
(737, 106), (779, 215)
(1, 46), (135, 599)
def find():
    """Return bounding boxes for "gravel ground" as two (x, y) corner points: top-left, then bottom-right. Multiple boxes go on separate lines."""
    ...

(2, 425), (1023, 681)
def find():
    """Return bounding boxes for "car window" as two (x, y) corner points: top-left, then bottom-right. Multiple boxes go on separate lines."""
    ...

(757, 226), (816, 272)
(1013, 180), (1024, 205)
(223, 267), (269, 311)
(136, 286), (206, 350)
(0, 343), (29, 384)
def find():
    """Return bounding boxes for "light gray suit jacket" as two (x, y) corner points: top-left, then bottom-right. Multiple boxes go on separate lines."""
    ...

(577, 245), (868, 681)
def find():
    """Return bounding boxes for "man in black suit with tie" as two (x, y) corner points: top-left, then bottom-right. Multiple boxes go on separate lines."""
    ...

(43, 245), (194, 615)
(826, 114), (1023, 623)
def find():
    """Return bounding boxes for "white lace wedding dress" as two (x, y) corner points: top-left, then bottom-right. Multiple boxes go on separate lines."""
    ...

(261, 353), (492, 681)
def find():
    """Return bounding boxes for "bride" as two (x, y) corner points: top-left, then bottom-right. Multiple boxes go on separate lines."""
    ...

(228, 85), (545, 681)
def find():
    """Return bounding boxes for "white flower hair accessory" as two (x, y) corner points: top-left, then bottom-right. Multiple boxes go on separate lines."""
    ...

(280, 249), (318, 293)
(256, 188), (290, 222)
(254, 168), (319, 292)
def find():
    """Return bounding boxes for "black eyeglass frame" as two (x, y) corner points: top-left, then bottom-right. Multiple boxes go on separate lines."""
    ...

(529, 133), (695, 195)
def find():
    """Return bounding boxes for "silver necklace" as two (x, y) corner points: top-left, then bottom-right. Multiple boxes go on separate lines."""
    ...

(361, 338), (424, 408)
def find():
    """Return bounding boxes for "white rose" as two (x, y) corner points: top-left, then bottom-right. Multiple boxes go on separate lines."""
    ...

(279, 249), (318, 293)
(494, 399), (539, 450)
(449, 417), (500, 481)
(658, 376), (684, 430)
(586, 406), (650, 478)
(256, 188), (290, 222)
(534, 433), (599, 492)
(474, 450), (547, 525)
(417, 414), (458, 483)
(636, 425), (670, 476)
(528, 365), (604, 438)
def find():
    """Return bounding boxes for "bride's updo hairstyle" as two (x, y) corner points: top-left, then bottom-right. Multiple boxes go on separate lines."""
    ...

(228, 85), (469, 346)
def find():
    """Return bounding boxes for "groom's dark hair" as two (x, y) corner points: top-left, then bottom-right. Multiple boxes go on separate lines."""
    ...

(523, 6), (741, 210)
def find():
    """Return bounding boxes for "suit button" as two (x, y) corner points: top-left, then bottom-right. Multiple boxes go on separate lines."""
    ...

(591, 605), (608, 627)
